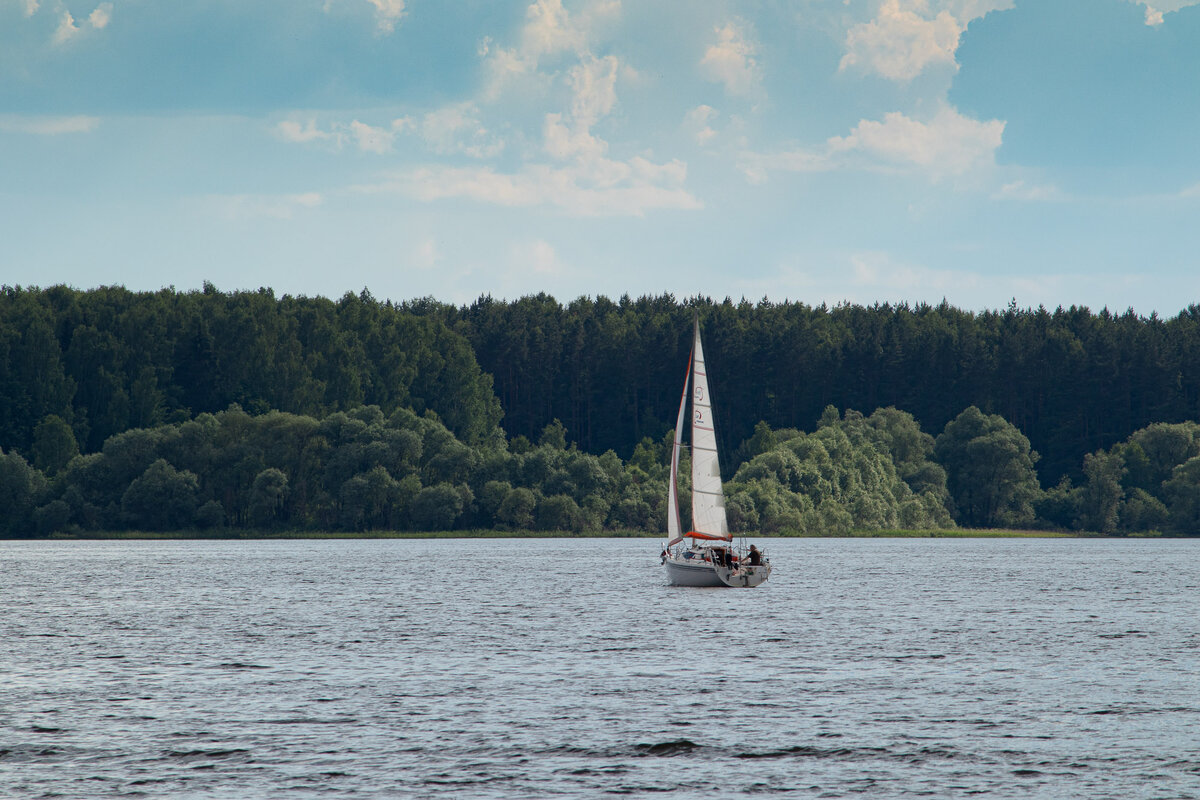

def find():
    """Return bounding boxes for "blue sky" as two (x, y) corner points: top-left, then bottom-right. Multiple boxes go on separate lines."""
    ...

(3, 0), (1200, 313)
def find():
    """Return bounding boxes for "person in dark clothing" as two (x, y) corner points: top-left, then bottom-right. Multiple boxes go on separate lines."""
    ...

(746, 545), (762, 566)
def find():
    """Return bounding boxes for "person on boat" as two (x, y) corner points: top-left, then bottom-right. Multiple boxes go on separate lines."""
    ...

(746, 545), (762, 566)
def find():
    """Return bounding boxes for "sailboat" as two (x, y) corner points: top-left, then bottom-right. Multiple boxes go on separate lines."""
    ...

(662, 317), (771, 588)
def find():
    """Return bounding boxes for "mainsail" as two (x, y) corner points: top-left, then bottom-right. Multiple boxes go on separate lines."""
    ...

(688, 318), (731, 540)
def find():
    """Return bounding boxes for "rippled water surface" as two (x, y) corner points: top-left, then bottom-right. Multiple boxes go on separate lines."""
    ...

(3, 537), (1200, 798)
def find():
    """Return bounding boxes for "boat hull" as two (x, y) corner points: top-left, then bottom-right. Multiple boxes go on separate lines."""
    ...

(664, 555), (771, 587)
(664, 556), (727, 586)
(716, 562), (771, 588)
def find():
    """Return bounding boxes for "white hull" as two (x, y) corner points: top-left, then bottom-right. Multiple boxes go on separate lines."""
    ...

(664, 556), (726, 587)
(717, 561), (771, 588)
(664, 552), (772, 587)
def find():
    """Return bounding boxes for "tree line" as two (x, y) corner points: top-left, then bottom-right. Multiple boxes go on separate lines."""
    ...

(438, 294), (1200, 486)
(2, 285), (1200, 536)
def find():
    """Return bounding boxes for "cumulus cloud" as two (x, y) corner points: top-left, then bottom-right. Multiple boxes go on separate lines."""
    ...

(542, 55), (619, 161)
(742, 106), (1003, 181)
(700, 21), (762, 98)
(348, 120), (396, 153)
(829, 106), (1004, 174)
(0, 115), (100, 134)
(276, 119), (334, 144)
(52, 10), (80, 44)
(285, 0), (695, 218)
(366, 0), (406, 33)
(481, 0), (619, 96)
(90, 2), (112, 29)
(684, 105), (719, 146)
(420, 103), (502, 158)
(520, 0), (588, 57)
(50, 3), (112, 44)
(22, 0), (39, 17)
(841, 0), (962, 81)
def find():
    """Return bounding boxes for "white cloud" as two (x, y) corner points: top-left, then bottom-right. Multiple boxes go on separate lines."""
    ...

(420, 103), (502, 158)
(514, 239), (565, 275)
(276, 117), (410, 152)
(481, 0), (618, 96)
(277, 119), (334, 144)
(840, 0), (962, 81)
(829, 106), (1003, 175)
(22, 0), (38, 17)
(51, 4), (113, 44)
(700, 21), (762, 98)
(52, 10), (80, 44)
(542, 56), (619, 162)
(279, 111), (498, 157)
(90, 2), (112, 29)
(364, 0), (406, 33)
(568, 55), (618, 129)
(212, 192), (323, 221)
(1136, 0), (1200, 17)
(684, 105), (719, 146)
(742, 106), (1003, 181)
(521, 0), (588, 58)
(543, 112), (602, 161)
(366, 158), (701, 217)
(349, 120), (395, 153)
(0, 114), (99, 134)
(294, 0), (693, 219)
(389, 2), (692, 218)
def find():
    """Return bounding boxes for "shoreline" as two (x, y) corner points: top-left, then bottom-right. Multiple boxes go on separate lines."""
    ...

(2, 528), (1167, 541)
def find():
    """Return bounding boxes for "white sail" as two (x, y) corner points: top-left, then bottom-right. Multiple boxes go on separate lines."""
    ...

(666, 357), (690, 547)
(689, 318), (731, 540)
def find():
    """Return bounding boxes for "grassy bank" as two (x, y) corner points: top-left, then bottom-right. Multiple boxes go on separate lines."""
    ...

(836, 529), (1081, 538)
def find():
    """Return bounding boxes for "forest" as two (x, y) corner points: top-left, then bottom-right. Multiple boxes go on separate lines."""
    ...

(3, 284), (1200, 537)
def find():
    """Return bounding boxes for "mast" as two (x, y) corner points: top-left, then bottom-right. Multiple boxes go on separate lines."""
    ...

(666, 347), (691, 548)
(689, 316), (731, 540)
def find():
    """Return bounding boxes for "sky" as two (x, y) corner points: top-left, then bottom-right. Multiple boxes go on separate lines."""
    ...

(3, 0), (1200, 314)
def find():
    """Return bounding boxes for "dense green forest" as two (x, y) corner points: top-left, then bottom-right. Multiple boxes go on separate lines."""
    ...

(3, 285), (1200, 536)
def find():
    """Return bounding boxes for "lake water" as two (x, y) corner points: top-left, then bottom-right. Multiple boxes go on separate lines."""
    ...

(2, 537), (1199, 798)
